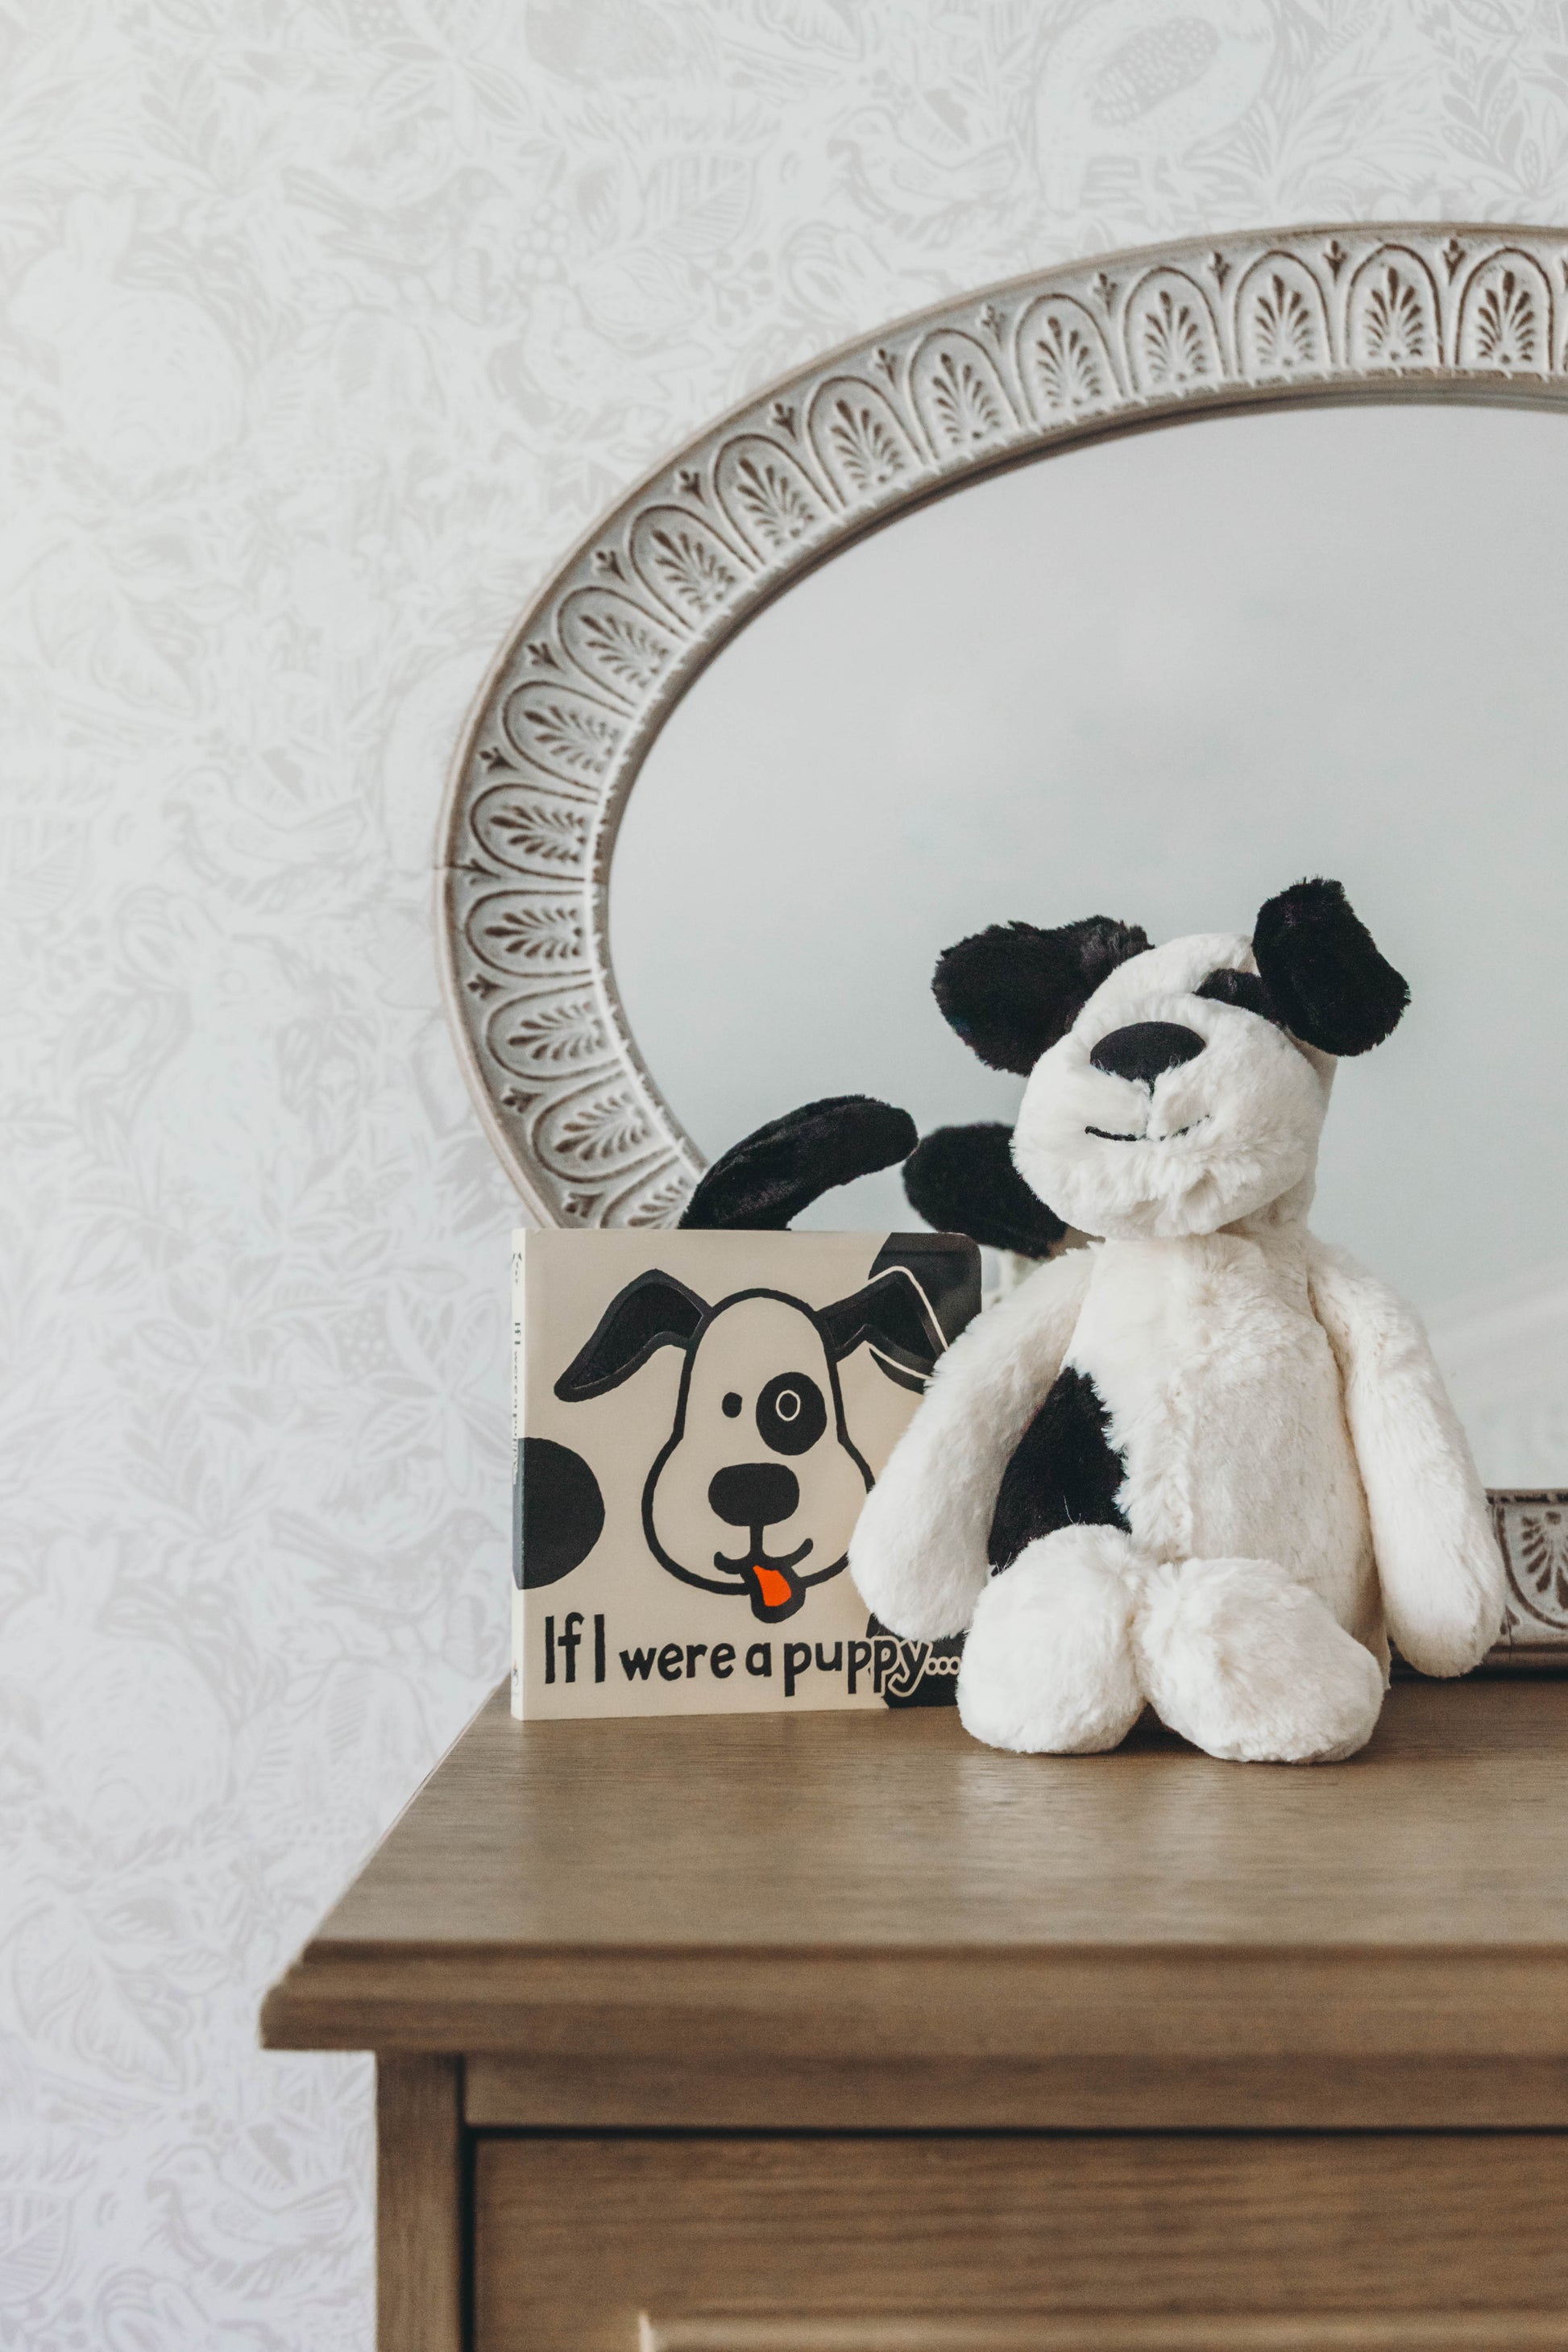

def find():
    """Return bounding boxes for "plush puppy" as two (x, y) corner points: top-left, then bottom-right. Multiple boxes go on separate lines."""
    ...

(851, 881), (1505, 1765)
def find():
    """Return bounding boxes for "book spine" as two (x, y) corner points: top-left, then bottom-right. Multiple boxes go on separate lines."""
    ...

(510, 1233), (525, 1719)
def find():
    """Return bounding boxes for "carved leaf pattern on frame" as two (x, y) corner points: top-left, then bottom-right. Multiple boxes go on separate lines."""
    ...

(832, 401), (904, 487)
(502, 684), (623, 784)
(1017, 297), (1117, 420)
(716, 438), (827, 554)
(1498, 1500), (1568, 1632)
(631, 509), (746, 622)
(536, 1080), (655, 1177)
(1457, 251), (1553, 374)
(473, 789), (591, 877)
(910, 334), (1012, 453)
(1236, 257), (1329, 380)
(488, 989), (608, 1078)
(1146, 291), (1208, 382)
(1364, 272), (1425, 361)
(809, 380), (914, 500)
(471, 894), (585, 973)
(1124, 270), (1220, 394)
(1347, 249), (1439, 370)
(619, 1167), (695, 1227)
(559, 591), (678, 701)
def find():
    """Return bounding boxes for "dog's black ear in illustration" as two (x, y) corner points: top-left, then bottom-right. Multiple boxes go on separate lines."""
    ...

(867, 1234), (981, 1349)
(554, 1268), (707, 1401)
(678, 1095), (918, 1230)
(819, 1268), (946, 1394)
(1251, 877), (1409, 1056)
(902, 1122), (1068, 1259)
(933, 916), (1151, 1073)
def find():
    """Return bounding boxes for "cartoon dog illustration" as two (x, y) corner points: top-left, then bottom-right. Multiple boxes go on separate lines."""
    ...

(522, 1100), (977, 1627)
(555, 1254), (950, 1623)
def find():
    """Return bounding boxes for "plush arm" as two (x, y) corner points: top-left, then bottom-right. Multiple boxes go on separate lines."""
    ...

(1307, 1238), (1504, 1675)
(848, 1247), (1093, 1641)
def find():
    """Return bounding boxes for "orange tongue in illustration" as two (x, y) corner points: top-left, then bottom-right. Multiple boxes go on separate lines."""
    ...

(752, 1564), (795, 1612)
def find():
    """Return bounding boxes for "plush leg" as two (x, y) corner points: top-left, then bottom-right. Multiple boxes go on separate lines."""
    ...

(956, 1524), (1144, 1755)
(1133, 1556), (1384, 1765)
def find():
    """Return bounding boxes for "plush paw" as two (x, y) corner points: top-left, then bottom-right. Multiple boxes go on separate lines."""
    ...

(956, 1524), (1144, 1754)
(1133, 1556), (1384, 1765)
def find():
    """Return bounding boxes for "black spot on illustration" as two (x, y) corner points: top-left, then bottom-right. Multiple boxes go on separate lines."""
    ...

(987, 1367), (1129, 1573)
(756, 1371), (827, 1456)
(515, 1437), (605, 1588)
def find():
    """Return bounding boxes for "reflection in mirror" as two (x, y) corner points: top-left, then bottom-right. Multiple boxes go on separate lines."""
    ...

(612, 404), (1568, 1480)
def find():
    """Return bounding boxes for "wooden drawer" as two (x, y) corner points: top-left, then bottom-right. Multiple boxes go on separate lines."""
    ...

(471, 2133), (1568, 2352)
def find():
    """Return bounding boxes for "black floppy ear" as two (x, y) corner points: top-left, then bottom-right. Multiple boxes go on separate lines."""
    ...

(866, 1234), (981, 1348)
(903, 1122), (1068, 1259)
(819, 1268), (945, 1393)
(1251, 878), (1409, 1056)
(678, 1095), (917, 1230)
(933, 916), (1151, 1073)
(554, 1269), (707, 1402)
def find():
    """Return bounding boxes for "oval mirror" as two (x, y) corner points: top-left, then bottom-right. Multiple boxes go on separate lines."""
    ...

(440, 227), (1568, 1483)
(612, 398), (1568, 1479)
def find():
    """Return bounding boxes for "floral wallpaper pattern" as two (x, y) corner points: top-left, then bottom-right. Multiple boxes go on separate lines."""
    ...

(4, 2), (1568, 2343)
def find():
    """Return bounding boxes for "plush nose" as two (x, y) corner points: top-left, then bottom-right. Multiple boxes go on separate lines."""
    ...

(1090, 1022), (1205, 1087)
(709, 1462), (799, 1528)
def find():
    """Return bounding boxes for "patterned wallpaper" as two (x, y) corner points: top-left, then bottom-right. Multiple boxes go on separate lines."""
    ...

(5, 2), (1568, 2344)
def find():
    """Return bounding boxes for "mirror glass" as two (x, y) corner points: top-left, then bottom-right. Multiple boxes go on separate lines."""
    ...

(612, 403), (1568, 1481)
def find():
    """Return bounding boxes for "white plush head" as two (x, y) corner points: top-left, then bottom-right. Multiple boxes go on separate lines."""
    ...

(1013, 930), (1330, 1238)
(926, 881), (1408, 1245)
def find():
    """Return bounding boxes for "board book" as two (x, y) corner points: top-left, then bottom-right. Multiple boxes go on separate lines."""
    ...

(511, 1227), (979, 1719)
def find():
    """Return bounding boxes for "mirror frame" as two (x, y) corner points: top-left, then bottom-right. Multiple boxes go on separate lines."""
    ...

(438, 221), (1568, 1227)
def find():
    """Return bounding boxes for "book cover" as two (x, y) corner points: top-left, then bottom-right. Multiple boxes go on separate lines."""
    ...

(511, 1228), (979, 1719)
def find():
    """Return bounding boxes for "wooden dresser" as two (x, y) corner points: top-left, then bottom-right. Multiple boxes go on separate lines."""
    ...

(262, 1678), (1568, 2352)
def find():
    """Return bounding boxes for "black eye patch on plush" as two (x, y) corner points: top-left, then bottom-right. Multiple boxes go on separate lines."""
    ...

(932, 915), (1151, 1075)
(1195, 968), (1286, 1028)
(1251, 877), (1408, 1056)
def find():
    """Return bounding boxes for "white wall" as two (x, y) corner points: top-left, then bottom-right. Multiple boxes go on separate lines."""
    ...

(6, 5), (1568, 2343)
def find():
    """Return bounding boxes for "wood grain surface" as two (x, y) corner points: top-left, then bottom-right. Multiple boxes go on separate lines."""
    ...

(460, 2048), (1568, 2131)
(263, 1678), (1568, 2122)
(375, 2055), (461, 2352)
(271, 1679), (1568, 1956)
(645, 2319), (1568, 2350)
(471, 2134), (1568, 2352)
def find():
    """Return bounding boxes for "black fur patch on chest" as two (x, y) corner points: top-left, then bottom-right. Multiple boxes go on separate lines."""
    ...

(986, 1366), (1129, 1572)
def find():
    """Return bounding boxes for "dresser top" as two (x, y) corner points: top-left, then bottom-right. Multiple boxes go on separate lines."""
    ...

(261, 1675), (1568, 2068)
(305, 1676), (1568, 1949)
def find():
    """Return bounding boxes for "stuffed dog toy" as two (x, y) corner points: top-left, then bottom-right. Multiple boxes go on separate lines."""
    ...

(852, 880), (1505, 1765)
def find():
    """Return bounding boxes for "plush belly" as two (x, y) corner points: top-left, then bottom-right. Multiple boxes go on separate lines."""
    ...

(997, 1232), (1378, 1641)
